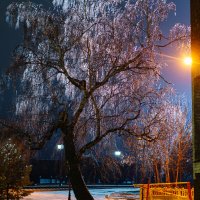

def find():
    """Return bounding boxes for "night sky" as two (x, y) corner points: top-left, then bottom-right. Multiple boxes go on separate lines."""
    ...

(162, 0), (191, 99)
(0, 0), (191, 101)
(0, 0), (22, 74)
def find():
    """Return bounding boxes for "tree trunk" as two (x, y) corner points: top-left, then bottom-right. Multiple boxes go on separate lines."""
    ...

(6, 184), (9, 200)
(165, 158), (170, 183)
(165, 166), (170, 183)
(175, 140), (181, 183)
(63, 126), (94, 200)
(175, 160), (180, 183)
(153, 160), (160, 183)
(175, 166), (179, 183)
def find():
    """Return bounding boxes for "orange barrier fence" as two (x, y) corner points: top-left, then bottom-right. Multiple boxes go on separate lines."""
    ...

(134, 182), (193, 200)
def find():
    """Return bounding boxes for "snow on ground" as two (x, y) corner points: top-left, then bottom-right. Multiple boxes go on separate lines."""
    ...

(24, 187), (140, 200)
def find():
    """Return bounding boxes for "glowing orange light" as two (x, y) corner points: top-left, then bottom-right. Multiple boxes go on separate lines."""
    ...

(183, 57), (192, 66)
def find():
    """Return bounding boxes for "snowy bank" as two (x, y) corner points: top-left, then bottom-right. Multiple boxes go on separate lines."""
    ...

(24, 188), (140, 200)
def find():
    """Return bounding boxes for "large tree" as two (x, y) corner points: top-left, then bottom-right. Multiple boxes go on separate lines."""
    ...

(5, 0), (189, 199)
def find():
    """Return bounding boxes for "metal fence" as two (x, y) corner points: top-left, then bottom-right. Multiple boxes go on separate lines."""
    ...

(134, 182), (193, 200)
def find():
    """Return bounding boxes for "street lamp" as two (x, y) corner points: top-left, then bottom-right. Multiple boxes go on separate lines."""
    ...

(183, 57), (192, 66)
(57, 144), (64, 186)
(57, 144), (64, 150)
(114, 151), (122, 157)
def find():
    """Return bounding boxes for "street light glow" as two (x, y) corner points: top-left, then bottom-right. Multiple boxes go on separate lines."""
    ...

(57, 144), (64, 150)
(114, 151), (121, 156)
(183, 57), (192, 66)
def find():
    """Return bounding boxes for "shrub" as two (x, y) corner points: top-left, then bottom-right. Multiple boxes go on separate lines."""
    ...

(0, 139), (32, 199)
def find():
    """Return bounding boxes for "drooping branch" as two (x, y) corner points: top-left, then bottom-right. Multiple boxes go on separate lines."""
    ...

(78, 109), (141, 157)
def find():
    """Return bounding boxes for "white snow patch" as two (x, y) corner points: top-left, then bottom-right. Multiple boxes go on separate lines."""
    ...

(24, 188), (139, 200)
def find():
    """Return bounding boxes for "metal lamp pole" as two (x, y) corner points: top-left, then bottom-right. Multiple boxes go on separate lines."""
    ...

(57, 144), (64, 187)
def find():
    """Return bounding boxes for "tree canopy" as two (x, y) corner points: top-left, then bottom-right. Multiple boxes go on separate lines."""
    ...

(4, 0), (190, 199)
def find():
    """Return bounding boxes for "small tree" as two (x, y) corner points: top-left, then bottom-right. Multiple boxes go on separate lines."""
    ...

(122, 95), (192, 183)
(0, 139), (32, 200)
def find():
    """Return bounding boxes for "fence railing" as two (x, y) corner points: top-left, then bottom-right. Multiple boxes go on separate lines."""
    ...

(134, 182), (193, 200)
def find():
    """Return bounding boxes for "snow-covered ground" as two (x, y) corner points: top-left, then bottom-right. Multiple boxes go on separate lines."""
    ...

(24, 187), (140, 200)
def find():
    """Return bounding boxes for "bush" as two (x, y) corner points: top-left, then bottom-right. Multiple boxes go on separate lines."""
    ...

(0, 139), (32, 199)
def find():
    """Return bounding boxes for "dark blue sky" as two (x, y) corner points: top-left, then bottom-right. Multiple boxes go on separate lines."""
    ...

(0, 0), (191, 97)
(0, 0), (21, 74)
(162, 0), (191, 98)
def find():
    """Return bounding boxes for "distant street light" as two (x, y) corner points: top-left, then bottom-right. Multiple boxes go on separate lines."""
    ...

(57, 144), (64, 150)
(114, 151), (122, 156)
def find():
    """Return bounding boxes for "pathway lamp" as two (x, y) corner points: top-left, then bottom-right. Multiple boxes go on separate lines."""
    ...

(114, 151), (122, 157)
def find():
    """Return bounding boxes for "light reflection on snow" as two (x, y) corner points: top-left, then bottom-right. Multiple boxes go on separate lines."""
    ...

(24, 191), (77, 200)
(24, 188), (139, 200)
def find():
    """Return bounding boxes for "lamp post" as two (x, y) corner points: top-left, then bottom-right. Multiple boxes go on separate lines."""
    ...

(57, 144), (64, 186)
(57, 144), (71, 200)
(191, 1), (200, 199)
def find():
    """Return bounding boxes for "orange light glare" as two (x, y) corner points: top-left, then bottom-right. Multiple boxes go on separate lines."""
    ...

(183, 57), (192, 66)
